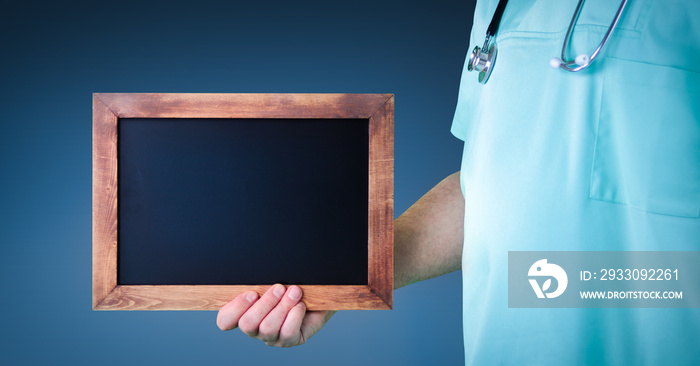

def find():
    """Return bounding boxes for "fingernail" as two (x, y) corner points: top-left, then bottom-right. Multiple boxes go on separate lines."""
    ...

(288, 286), (301, 301)
(272, 284), (285, 298)
(245, 291), (257, 303)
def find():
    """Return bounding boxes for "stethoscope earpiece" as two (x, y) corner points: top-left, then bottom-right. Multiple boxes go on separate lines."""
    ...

(549, 54), (589, 70)
(550, 57), (564, 69)
(574, 54), (590, 66)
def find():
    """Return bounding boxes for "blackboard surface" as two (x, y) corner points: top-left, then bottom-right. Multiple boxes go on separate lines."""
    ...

(118, 118), (369, 285)
(94, 93), (393, 310)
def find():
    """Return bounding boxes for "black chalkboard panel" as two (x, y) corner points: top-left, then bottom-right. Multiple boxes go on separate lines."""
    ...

(118, 118), (369, 285)
(93, 93), (393, 311)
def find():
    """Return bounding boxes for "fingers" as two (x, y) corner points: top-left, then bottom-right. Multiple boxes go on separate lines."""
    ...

(277, 302), (307, 347)
(217, 290), (259, 331)
(237, 284), (302, 341)
(218, 285), (332, 348)
(258, 285), (303, 345)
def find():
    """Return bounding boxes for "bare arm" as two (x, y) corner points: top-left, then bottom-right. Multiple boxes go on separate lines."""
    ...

(394, 171), (464, 289)
(217, 171), (465, 345)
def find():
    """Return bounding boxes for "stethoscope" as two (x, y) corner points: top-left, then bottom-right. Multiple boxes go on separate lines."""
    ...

(467, 0), (629, 84)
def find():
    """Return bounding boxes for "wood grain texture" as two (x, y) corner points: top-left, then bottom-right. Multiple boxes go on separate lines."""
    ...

(368, 95), (394, 308)
(92, 93), (394, 311)
(92, 95), (118, 309)
(94, 285), (389, 311)
(93, 93), (391, 119)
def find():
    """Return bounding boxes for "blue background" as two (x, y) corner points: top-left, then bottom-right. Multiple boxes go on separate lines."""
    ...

(0, 0), (473, 364)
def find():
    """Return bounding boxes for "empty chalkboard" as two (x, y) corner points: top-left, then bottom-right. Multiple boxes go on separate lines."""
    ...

(93, 93), (393, 311)
(118, 118), (369, 286)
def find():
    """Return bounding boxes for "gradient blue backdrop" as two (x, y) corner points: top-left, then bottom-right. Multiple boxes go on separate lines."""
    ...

(0, 0), (474, 365)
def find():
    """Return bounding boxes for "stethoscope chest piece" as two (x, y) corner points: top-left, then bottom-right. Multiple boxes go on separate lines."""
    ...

(467, 0), (508, 85)
(468, 42), (498, 84)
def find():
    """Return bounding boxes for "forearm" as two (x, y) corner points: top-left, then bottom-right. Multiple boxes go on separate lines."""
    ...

(394, 171), (465, 290)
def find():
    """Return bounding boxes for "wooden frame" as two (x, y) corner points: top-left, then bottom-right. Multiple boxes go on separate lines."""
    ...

(93, 93), (393, 311)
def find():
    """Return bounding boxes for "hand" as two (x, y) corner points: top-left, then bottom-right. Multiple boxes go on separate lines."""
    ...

(217, 284), (335, 347)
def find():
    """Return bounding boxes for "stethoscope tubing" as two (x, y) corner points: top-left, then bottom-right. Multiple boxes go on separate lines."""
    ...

(557, 0), (628, 71)
(469, 0), (629, 83)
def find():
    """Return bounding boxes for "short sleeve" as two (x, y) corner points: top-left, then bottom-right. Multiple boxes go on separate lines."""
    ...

(450, 0), (491, 142)
(450, 73), (469, 141)
(450, 54), (484, 143)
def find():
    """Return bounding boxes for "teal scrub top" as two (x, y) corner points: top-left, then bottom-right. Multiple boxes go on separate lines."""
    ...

(451, 0), (700, 364)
